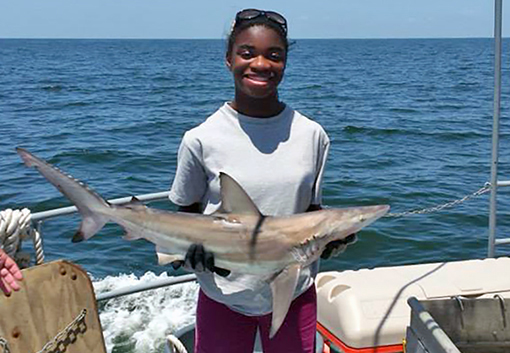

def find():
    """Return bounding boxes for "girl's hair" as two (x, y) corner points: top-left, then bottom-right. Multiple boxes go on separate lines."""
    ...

(226, 16), (289, 57)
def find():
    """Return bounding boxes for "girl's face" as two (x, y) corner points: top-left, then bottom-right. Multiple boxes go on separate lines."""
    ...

(226, 25), (287, 101)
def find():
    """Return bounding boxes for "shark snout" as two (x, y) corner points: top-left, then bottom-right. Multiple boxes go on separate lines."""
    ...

(372, 204), (390, 218)
(326, 204), (390, 236)
(357, 204), (390, 222)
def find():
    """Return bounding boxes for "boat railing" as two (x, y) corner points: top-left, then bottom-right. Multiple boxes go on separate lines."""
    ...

(20, 179), (509, 301)
(31, 191), (172, 222)
(95, 273), (197, 302)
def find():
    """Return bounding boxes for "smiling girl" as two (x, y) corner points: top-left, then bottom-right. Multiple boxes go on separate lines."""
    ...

(170, 9), (332, 353)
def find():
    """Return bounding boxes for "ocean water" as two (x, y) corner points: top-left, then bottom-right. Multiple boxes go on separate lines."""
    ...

(1, 38), (509, 352)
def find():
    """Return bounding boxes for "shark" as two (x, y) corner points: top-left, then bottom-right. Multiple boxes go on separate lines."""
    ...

(16, 147), (389, 338)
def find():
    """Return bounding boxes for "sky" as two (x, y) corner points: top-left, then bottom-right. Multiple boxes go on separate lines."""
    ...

(0, 0), (509, 40)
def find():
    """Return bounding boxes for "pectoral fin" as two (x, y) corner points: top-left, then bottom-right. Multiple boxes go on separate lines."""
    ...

(269, 264), (301, 339)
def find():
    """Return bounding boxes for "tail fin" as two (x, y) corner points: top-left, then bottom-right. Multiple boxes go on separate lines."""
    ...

(16, 148), (110, 242)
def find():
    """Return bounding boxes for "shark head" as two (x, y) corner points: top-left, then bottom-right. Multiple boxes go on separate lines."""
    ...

(289, 204), (390, 266)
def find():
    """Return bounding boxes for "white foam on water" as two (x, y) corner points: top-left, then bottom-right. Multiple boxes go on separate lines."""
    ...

(92, 272), (199, 353)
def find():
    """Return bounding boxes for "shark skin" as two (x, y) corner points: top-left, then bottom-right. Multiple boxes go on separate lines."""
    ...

(16, 147), (389, 338)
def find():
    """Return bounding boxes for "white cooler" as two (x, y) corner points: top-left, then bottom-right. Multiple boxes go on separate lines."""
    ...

(316, 257), (510, 353)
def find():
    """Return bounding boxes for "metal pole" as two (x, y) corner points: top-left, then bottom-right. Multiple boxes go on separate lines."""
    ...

(31, 191), (171, 222)
(488, 0), (503, 257)
(96, 273), (196, 302)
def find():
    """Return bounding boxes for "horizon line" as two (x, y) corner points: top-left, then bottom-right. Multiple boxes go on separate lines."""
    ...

(0, 36), (506, 41)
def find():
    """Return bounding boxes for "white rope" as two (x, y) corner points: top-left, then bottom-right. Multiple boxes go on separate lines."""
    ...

(0, 208), (31, 258)
(31, 226), (45, 265)
(165, 334), (189, 353)
(0, 208), (45, 267)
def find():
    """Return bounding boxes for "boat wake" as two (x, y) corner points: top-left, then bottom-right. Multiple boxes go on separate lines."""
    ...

(92, 271), (199, 353)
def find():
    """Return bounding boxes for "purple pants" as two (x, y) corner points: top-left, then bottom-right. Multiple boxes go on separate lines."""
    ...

(195, 285), (317, 353)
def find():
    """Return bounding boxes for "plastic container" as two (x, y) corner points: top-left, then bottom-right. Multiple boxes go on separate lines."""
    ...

(316, 257), (510, 353)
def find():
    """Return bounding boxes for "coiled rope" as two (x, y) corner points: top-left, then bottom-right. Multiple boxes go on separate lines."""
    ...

(0, 208), (44, 267)
(165, 334), (188, 353)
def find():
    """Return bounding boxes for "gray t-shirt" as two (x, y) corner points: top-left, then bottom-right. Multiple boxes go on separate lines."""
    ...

(169, 102), (330, 315)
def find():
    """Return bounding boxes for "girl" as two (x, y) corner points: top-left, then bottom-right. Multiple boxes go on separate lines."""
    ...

(170, 9), (349, 353)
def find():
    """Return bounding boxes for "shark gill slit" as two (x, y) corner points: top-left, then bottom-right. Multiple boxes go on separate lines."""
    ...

(249, 215), (266, 261)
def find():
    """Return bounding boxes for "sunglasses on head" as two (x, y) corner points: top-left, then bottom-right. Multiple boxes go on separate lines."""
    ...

(234, 9), (288, 35)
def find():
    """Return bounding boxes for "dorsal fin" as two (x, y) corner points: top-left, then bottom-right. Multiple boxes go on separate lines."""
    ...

(219, 172), (262, 216)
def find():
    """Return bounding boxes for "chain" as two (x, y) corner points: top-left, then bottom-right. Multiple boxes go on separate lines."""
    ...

(35, 309), (87, 353)
(385, 183), (492, 218)
(0, 338), (11, 353)
(0, 310), (87, 353)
